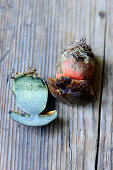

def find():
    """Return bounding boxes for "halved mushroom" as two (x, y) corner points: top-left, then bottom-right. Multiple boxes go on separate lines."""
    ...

(9, 70), (57, 126)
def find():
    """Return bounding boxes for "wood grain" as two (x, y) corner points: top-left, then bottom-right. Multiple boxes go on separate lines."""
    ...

(97, 0), (113, 169)
(0, 0), (111, 170)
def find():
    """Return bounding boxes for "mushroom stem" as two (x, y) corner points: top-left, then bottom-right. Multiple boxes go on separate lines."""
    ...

(9, 110), (57, 126)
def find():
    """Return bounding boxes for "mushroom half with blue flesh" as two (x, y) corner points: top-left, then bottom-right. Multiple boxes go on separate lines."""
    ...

(9, 70), (57, 126)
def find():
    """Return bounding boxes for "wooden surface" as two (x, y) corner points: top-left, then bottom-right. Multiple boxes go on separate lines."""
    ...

(0, 0), (112, 170)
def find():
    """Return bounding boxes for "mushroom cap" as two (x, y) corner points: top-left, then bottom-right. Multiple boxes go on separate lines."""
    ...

(56, 39), (95, 81)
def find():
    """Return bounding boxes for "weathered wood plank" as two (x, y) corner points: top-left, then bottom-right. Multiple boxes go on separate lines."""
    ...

(0, 0), (108, 170)
(97, 0), (113, 169)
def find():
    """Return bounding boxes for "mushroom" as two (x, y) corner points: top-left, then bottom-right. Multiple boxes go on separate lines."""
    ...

(9, 70), (57, 126)
(47, 38), (96, 105)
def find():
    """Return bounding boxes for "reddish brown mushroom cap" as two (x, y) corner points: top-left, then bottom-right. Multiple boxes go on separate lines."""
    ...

(56, 38), (95, 81)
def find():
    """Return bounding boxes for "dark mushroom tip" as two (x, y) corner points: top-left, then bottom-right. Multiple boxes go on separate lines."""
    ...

(47, 76), (96, 106)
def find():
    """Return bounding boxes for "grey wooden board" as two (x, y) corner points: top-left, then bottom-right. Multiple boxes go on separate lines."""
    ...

(97, 0), (113, 170)
(0, 0), (110, 169)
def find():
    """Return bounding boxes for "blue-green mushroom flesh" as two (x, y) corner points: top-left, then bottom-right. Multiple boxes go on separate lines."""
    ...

(9, 70), (57, 126)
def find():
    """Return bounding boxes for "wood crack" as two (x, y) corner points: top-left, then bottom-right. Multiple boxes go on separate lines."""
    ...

(69, 128), (72, 170)
(95, 1), (108, 169)
(0, 48), (11, 64)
